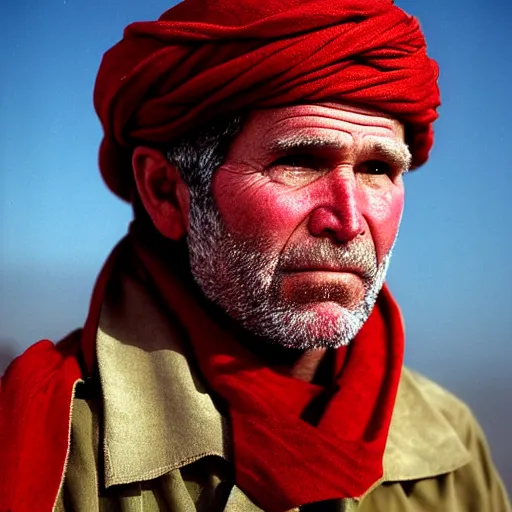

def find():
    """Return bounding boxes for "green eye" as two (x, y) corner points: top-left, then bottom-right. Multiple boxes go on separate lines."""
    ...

(267, 167), (323, 187)
(361, 160), (392, 175)
(267, 154), (328, 187)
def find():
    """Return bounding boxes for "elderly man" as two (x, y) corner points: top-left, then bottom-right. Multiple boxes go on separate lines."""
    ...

(1, 0), (510, 511)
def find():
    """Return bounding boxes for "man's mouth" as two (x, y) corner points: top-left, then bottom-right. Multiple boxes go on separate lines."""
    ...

(280, 263), (367, 277)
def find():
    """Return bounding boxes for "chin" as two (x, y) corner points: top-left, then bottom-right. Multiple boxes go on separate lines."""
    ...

(259, 302), (366, 350)
(303, 300), (356, 317)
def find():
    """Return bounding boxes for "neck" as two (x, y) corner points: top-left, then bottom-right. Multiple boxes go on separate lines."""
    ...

(275, 348), (331, 383)
(212, 303), (338, 383)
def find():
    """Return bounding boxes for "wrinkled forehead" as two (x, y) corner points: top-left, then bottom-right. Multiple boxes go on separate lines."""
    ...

(254, 102), (403, 135)
(228, 102), (406, 159)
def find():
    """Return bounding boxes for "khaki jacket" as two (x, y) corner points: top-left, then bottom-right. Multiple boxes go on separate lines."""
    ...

(54, 261), (510, 511)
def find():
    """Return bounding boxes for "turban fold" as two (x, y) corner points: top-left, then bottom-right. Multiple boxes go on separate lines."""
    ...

(94, 0), (440, 201)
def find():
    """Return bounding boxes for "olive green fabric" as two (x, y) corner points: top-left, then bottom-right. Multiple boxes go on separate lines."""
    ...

(54, 265), (511, 511)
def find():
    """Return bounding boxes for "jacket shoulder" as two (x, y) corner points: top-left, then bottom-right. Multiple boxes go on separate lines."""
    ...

(402, 367), (511, 510)
(1, 330), (82, 385)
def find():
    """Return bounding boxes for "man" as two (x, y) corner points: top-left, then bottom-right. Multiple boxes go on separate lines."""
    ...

(0, 0), (510, 510)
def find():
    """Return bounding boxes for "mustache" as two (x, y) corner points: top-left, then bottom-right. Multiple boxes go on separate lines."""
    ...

(278, 238), (378, 280)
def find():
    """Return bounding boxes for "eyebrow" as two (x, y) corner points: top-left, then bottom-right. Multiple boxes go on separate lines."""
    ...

(269, 134), (412, 172)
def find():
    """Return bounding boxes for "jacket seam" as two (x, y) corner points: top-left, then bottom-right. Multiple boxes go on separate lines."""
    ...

(104, 450), (225, 488)
(51, 379), (83, 512)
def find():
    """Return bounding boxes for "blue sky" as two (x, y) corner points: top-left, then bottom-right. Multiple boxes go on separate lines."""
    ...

(1, 0), (511, 489)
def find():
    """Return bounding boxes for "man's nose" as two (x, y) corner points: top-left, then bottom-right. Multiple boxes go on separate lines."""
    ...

(307, 169), (365, 243)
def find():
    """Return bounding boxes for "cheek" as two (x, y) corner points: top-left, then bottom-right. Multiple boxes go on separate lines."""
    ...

(213, 174), (309, 242)
(214, 175), (311, 244)
(361, 182), (404, 263)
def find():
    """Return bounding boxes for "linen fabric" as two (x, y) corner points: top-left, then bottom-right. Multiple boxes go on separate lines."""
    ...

(132, 230), (405, 512)
(94, 0), (440, 201)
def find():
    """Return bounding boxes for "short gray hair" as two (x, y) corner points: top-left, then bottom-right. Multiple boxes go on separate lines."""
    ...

(166, 116), (243, 211)
(132, 115), (242, 223)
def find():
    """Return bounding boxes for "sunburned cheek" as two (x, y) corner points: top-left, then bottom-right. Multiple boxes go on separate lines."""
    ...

(364, 188), (404, 263)
(219, 187), (311, 242)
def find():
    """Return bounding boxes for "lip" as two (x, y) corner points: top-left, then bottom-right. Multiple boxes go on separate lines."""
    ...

(281, 265), (365, 276)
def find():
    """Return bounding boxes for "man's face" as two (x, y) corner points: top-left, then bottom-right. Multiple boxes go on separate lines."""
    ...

(186, 103), (409, 349)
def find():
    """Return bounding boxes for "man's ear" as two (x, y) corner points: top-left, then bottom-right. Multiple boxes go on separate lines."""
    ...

(132, 146), (190, 240)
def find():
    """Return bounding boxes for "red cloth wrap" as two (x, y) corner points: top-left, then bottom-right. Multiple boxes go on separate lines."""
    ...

(94, 0), (440, 201)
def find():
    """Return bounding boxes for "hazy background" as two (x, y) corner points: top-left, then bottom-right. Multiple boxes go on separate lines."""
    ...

(1, 0), (511, 493)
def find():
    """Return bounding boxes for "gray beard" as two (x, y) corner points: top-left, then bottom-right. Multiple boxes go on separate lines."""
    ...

(186, 190), (393, 350)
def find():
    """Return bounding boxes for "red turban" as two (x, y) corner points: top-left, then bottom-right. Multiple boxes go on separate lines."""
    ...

(94, 0), (440, 202)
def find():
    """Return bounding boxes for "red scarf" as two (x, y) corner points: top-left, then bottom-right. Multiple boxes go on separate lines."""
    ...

(132, 236), (404, 512)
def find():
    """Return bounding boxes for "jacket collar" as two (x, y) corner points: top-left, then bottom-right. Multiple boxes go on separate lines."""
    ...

(95, 243), (470, 490)
(97, 268), (229, 488)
